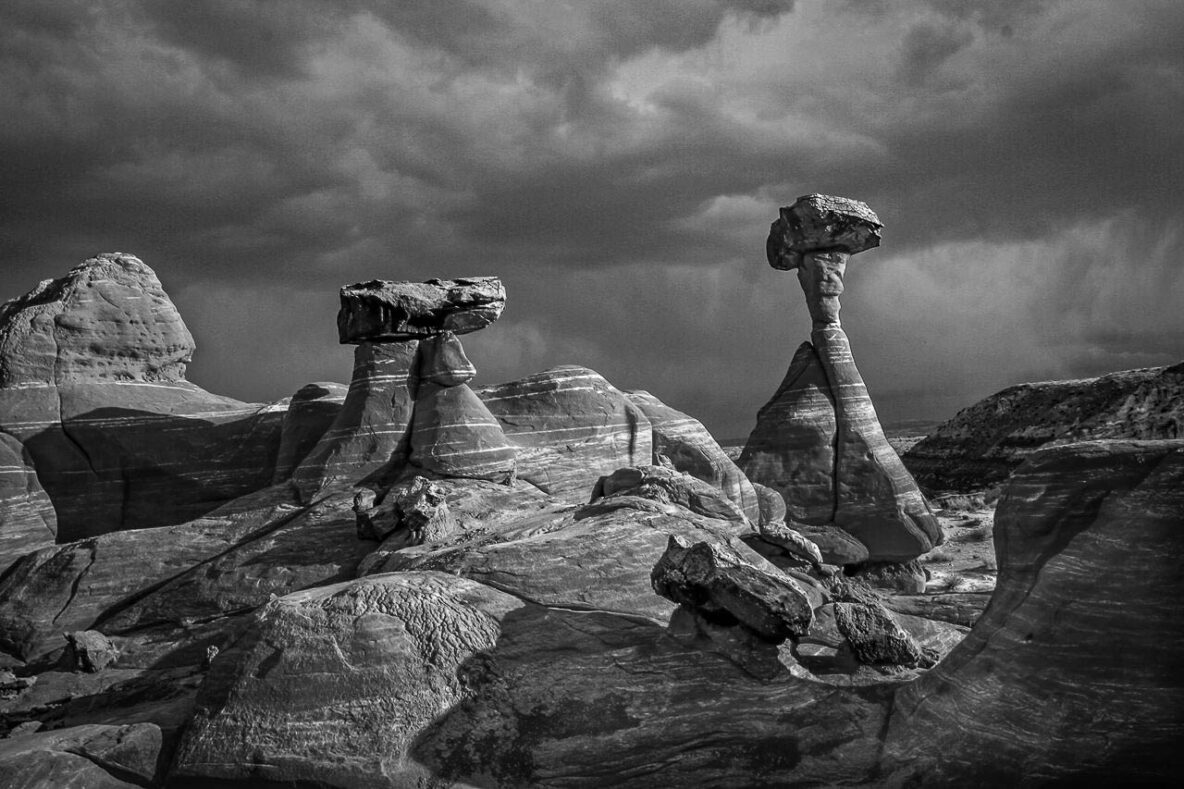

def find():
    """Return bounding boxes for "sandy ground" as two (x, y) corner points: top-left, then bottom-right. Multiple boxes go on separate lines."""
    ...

(922, 504), (997, 594)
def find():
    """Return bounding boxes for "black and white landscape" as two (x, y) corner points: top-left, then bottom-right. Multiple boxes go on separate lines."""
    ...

(1, 2), (1182, 787)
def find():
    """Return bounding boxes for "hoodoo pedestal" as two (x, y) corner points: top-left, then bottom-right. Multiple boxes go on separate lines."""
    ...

(739, 195), (941, 563)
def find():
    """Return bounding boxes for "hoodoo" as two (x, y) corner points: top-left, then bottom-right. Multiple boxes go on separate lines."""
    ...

(739, 195), (941, 563)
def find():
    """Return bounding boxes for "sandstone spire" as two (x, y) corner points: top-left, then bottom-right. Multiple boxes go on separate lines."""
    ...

(740, 195), (941, 564)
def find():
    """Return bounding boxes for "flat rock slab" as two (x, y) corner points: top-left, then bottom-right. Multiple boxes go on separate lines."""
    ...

(337, 277), (505, 343)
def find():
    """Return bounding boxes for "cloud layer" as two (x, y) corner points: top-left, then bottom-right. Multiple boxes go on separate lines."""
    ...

(2, 0), (1181, 439)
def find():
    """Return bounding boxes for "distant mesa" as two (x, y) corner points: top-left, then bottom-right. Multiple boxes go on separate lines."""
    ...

(905, 363), (1184, 492)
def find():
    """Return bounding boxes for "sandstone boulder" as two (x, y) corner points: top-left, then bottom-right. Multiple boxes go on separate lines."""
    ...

(591, 465), (749, 526)
(766, 193), (882, 271)
(337, 277), (505, 343)
(651, 535), (813, 641)
(0, 722), (163, 788)
(833, 601), (931, 668)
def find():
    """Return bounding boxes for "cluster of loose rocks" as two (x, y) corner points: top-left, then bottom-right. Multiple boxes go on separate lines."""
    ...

(0, 209), (1180, 787)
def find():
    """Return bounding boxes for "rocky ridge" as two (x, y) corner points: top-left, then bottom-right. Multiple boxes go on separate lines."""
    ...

(904, 363), (1184, 492)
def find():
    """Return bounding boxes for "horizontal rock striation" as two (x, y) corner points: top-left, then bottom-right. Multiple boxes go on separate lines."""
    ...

(904, 363), (1184, 492)
(478, 366), (651, 502)
(0, 433), (56, 575)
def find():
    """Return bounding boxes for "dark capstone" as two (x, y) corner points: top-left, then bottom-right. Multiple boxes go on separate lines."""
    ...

(337, 277), (505, 343)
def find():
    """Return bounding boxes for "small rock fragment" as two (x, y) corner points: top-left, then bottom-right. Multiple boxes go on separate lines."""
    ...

(64, 630), (119, 672)
(833, 601), (933, 668)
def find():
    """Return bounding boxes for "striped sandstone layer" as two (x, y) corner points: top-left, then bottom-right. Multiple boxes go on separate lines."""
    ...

(0, 433), (56, 575)
(477, 366), (652, 503)
(740, 330), (940, 562)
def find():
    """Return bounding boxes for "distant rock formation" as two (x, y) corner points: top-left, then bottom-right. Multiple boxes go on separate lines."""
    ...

(0, 254), (287, 541)
(904, 363), (1184, 491)
(739, 196), (941, 563)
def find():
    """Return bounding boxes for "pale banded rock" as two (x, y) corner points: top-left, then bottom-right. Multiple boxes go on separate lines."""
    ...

(904, 362), (1184, 492)
(739, 343), (836, 524)
(292, 341), (419, 498)
(627, 390), (761, 523)
(337, 277), (505, 343)
(409, 384), (516, 481)
(0, 254), (287, 539)
(478, 366), (652, 503)
(271, 382), (348, 483)
(0, 432), (56, 575)
(418, 331), (476, 386)
(812, 326), (941, 561)
(591, 465), (749, 526)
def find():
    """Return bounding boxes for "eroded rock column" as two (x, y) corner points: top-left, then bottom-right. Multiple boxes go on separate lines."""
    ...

(294, 277), (513, 497)
(740, 194), (941, 563)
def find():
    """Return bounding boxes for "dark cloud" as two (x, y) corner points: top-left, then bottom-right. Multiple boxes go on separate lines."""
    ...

(0, 0), (1180, 439)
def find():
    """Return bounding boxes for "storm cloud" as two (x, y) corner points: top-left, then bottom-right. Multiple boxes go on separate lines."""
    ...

(1, 0), (1181, 439)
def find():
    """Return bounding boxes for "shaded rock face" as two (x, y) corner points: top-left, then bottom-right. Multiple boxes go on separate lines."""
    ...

(0, 722), (163, 788)
(904, 362), (1184, 492)
(0, 255), (288, 540)
(291, 342), (419, 497)
(270, 382), (347, 483)
(882, 439), (1184, 784)
(627, 390), (762, 524)
(338, 277), (505, 343)
(0, 253), (193, 387)
(0, 432), (56, 575)
(478, 366), (652, 502)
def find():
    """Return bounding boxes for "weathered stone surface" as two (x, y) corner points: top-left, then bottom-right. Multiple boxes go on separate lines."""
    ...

(0, 255), (288, 540)
(0, 253), (193, 387)
(756, 519), (824, 567)
(627, 390), (761, 523)
(851, 559), (926, 594)
(65, 630), (119, 673)
(418, 330), (476, 386)
(792, 522), (870, 565)
(0, 722), (162, 788)
(355, 475), (456, 544)
(0, 487), (298, 662)
(904, 362), (1184, 492)
(882, 439), (1184, 784)
(652, 535), (813, 641)
(833, 601), (931, 668)
(408, 383), (516, 480)
(766, 194), (882, 271)
(478, 366), (652, 503)
(172, 571), (889, 788)
(881, 591), (991, 628)
(270, 382), (347, 483)
(592, 465), (749, 526)
(0, 432), (56, 575)
(752, 482), (787, 526)
(337, 277), (505, 343)
(740, 343), (836, 524)
(291, 341), (418, 497)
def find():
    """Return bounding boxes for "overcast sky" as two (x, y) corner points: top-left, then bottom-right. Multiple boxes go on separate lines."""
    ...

(2, 0), (1182, 439)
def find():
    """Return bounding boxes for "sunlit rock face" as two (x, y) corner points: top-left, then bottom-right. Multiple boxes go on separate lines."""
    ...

(0, 254), (286, 540)
(740, 195), (941, 564)
(337, 277), (505, 343)
(904, 362), (1184, 492)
